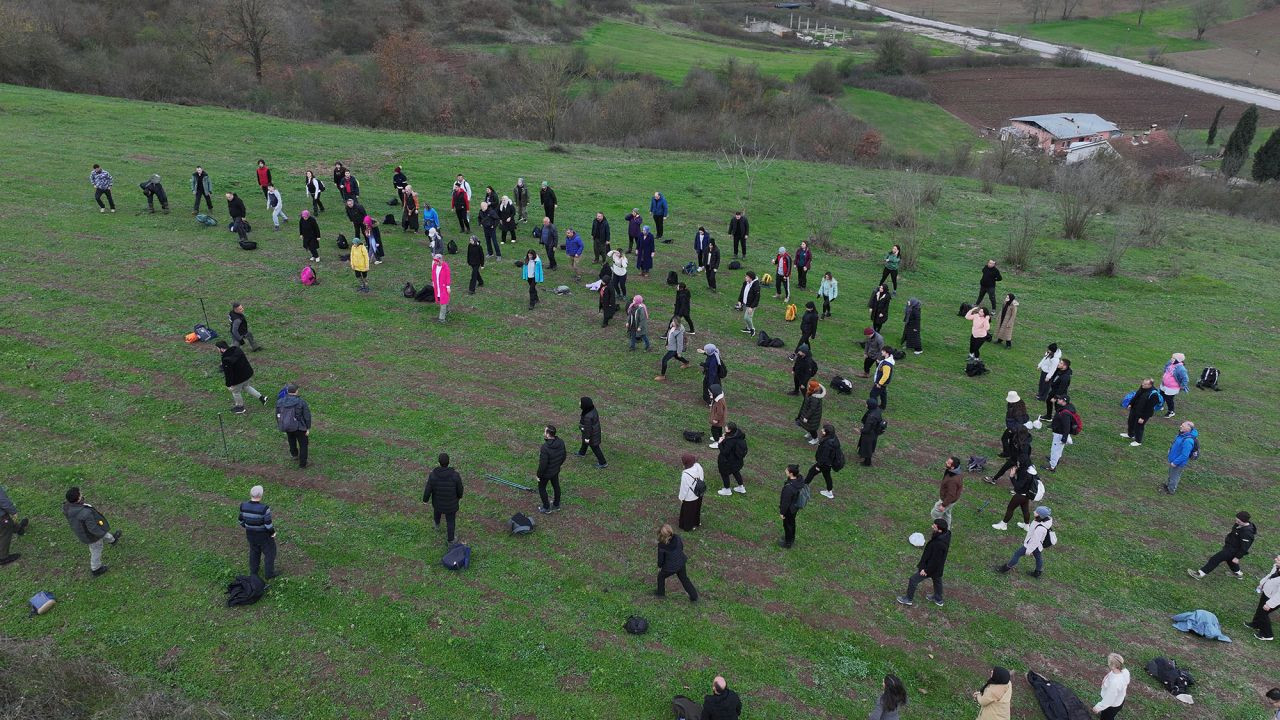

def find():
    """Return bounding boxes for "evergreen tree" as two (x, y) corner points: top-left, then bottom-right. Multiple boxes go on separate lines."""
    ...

(1206, 105), (1224, 145)
(1221, 105), (1258, 180)
(1252, 128), (1280, 183)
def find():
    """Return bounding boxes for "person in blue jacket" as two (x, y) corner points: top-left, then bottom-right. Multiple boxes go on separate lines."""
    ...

(521, 249), (545, 310)
(650, 191), (669, 241)
(636, 225), (656, 277)
(1161, 420), (1199, 494)
(564, 228), (584, 280)
(422, 203), (440, 233)
(1159, 352), (1190, 418)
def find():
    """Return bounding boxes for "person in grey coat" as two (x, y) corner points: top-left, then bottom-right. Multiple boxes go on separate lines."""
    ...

(62, 486), (121, 576)
(575, 397), (608, 468)
(861, 327), (884, 376)
(0, 485), (30, 565)
(868, 674), (908, 720)
(191, 166), (213, 213)
(275, 383), (312, 468)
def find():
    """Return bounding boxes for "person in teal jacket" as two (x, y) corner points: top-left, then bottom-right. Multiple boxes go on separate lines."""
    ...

(880, 244), (901, 294)
(521, 249), (545, 310)
(1162, 421), (1199, 494)
(818, 272), (838, 318)
(649, 192), (668, 241)
(422, 203), (440, 233)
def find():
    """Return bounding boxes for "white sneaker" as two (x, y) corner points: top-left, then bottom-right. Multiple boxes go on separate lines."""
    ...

(1129, 441), (1142, 447)
(708, 442), (720, 449)
(808, 438), (819, 445)
(374, 260), (383, 265)
(991, 521), (1008, 530)
(803, 433), (813, 441)
(1119, 433), (1131, 439)
(913, 350), (922, 355)
(733, 485), (746, 494)
(820, 490), (834, 499)
(99, 207), (106, 213)
(1016, 522), (1029, 531)
(717, 488), (733, 496)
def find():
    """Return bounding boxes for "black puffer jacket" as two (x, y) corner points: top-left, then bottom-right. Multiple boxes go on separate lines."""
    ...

(538, 437), (567, 478)
(779, 477), (804, 515)
(917, 529), (951, 578)
(220, 346), (254, 387)
(423, 467), (464, 513)
(579, 398), (602, 446)
(1223, 521), (1257, 557)
(717, 430), (748, 473)
(657, 535), (687, 573)
(815, 433), (841, 468)
(467, 241), (485, 268)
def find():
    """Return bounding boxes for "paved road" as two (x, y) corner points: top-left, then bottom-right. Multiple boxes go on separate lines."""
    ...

(837, 0), (1280, 110)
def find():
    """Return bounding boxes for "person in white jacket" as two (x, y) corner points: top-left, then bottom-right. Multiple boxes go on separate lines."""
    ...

(1035, 343), (1062, 409)
(1092, 653), (1130, 719)
(995, 506), (1052, 578)
(677, 454), (704, 532)
(1247, 555), (1280, 641)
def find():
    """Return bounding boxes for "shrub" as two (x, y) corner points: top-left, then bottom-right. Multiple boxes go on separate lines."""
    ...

(1054, 47), (1086, 67)
(800, 60), (843, 96)
(1053, 159), (1129, 239)
(854, 130), (883, 162)
(1005, 196), (1039, 270)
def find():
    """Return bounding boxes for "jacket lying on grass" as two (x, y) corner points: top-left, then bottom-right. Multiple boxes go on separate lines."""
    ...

(1171, 609), (1231, 642)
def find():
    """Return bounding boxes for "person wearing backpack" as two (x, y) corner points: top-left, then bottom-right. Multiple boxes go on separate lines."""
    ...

(795, 302), (819, 354)
(305, 170), (325, 214)
(238, 484), (278, 579)
(275, 383), (312, 468)
(995, 506), (1053, 578)
(778, 464), (805, 549)
(1048, 395), (1080, 472)
(736, 271), (761, 337)
(804, 423), (842, 499)
(858, 397), (885, 467)
(1161, 421), (1199, 494)
(299, 210), (322, 262)
(897, 518), (949, 607)
(575, 397), (607, 469)
(1188, 511), (1255, 580)
(715, 422), (748, 496)
(191, 166), (213, 214)
(1160, 352), (1190, 418)
(63, 486), (121, 577)
(676, 454), (705, 532)
(216, 340), (265, 414)
(818, 271), (838, 318)
(796, 380), (826, 445)
(706, 383), (727, 446)
(422, 453), (464, 545)
(1122, 378), (1161, 446)
(656, 523), (698, 601)
(790, 345), (817, 397)
(536, 425), (567, 514)
(932, 456), (963, 528)
(868, 284), (891, 334)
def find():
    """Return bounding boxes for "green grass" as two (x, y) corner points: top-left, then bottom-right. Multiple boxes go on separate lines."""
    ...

(1185, 125), (1278, 175)
(838, 87), (982, 157)
(1007, 5), (1208, 58)
(2, 84), (1279, 720)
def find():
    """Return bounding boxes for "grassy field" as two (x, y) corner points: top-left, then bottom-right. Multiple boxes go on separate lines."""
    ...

(2, 84), (1279, 719)
(1005, 0), (1258, 58)
(838, 87), (980, 157)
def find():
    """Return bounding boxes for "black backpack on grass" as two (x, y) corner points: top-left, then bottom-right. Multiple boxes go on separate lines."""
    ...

(624, 616), (649, 635)
(238, 240), (257, 251)
(509, 513), (535, 535)
(402, 282), (416, 298)
(1196, 366), (1220, 390)
(383, 213), (396, 225)
(225, 575), (266, 607)
(965, 358), (988, 376)
(337, 234), (349, 249)
(666, 270), (679, 285)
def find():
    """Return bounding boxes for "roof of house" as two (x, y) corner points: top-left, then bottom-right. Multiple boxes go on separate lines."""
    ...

(1106, 129), (1191, 170)
(1010, 113), (1119, 139)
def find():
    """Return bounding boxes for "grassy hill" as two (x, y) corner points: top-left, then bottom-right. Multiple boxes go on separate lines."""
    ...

(1, 84), (1279, 719)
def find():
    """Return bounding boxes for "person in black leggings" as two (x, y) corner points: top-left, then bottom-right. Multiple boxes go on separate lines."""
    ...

(993, 464), (1037, 530)
(880, 244), (901, 293)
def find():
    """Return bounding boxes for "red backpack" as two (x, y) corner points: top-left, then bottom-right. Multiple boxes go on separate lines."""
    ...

(1063, 408), (1083, 435)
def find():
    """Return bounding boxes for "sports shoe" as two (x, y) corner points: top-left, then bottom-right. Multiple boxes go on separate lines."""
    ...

(1026, 569), (1042, 578)
(708, 442), (720, 449)
(982, 476), (996, 485)
(110, 530), (122, 544)
(808, 438), (819, 445)
(991, 521), (1008, 530)
(717, 488), (732, 496)
(92, 566), (110, 577)
(0, 554), (20, 565)
(925, 593), (944, 607)
(538, 506), (552, 514)
(1119, 433), (1131, 439)
(1016, 522), (1029, 531)
(595, 463), (608, 469)
(913, 350), (922, 355)
(110, 209), (115, 213)
(1129, 441), (1142, 447)
(1165, 412), (1175, 418)
(740, 328), (752, 334)
(573, 451), (586, 457)
(100, 207), (106, 213)
(995, 564), (1011, 573)
(733, 485), (746, 494)
(260, 395), (268, 405)
(232, 406), (247, 414)
(895, 596), (913, 607)
(1255, 633), (1275, 641)
(1187, 569), (1205, 579)
(820, 490), (834, 499)
(1233, 570), (1245, 579)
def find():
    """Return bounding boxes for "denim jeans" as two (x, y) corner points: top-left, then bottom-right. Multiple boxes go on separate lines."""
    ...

(1008, 545), (1043, 573)
(1166, 463), (1186, 493)
(629, 332), (650, 350)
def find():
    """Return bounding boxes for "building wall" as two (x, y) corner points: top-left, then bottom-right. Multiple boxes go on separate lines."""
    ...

(1009, 121), (1119, 157)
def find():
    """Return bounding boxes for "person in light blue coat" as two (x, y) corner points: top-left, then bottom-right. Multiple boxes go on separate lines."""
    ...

(649, 191), (668, 240)
(1160, 352), (1190, 418)
(1161, 421), (1198, 494)
(521, 249), (545, 310)
(422, 203), (440, 233)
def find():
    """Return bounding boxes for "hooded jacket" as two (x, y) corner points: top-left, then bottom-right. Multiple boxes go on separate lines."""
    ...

(799, 308), (818, 339)
(349, 242), (370, 272)
(814, 431), (841, 468)
(626, 301), (649, 336)
(579, 398), (602, 446)
(1048, 367), (1072, 398)
(739, 278), (760, 308)
(717, 429), (748, 473)
(537, 436), (567, 479)
(514, 181), (529, 206)
(819, 276), (839, 300)
(709, 390), (727, 427)
(918, 528), (951, 578)
(191, 171), (212, 194)
(220, 346), (254, 387)
(792, 345), (817, 385)
(423, 466), (464, 513)
(467, 240), (485, 268)
(975, 673), (1012, 720)
(228, 310), (251, 344)
(863, 330), (884, 360)
(422, 206), (440, 230)
(980, 265), (1003, 288)
(796, 385), (826, 436)
(1022, 517), (1053, 553)
(858, 404), (884, 458)
(275, 393), (312, 431)
(657, 534), (687, 573)
(667, 324), (686, 355)
(1162, 360), (1190, 393)
(674, 287), (691, 317)
(779, 475), (805, 515)
(1221, 520), (1256, 558)
(63, 500), (109, 544)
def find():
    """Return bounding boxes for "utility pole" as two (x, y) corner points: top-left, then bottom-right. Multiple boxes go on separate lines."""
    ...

(1173, 113), (1188, 143)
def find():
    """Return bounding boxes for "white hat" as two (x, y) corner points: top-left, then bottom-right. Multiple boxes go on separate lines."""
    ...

(250, 485), (264, 499)
(1006, 391), (1021, 403)
(908, 532), (926, 547)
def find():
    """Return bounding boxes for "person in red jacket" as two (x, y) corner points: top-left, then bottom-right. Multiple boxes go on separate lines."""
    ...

(255, 159), (272, 200)
(773, 246), (792, 302)
(451, 182), (471, 233)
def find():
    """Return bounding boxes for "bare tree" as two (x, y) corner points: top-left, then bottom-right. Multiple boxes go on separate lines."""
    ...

(1190, 0), (1228, 40)
(221, 0), (279, 82)
(1005, 192), (1039, 269)
(1053, 159), (1129, 240)
(522, 49), (579, 144)
(803, 195), (851, 253)
(1022, 0), (1053, 22)
(1135, 0), (1164, 26)
(1060, 0), (1085, 20)
(716, 134), (776, 215)
(172, 3), (224, 68)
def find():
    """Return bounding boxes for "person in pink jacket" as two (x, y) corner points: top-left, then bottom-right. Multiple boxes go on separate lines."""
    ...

(432, 254), (452, 323)
(965, 306), (991, 359)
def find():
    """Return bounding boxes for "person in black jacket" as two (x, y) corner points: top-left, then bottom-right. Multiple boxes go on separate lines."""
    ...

(539, 181), (557, 223)
(989, 394), (1030, 483)
(778, 464), (804, 548)
(796, 301), (818, 353)
(215, 341), (264, 414)
(0, 484), (30, 565)
(1047, 395), (1076, 472)
(673, 282), (695, 334)
(1042, 358), (1071, 421)
(478, 201), (500, 258)
(299, 210), (322, 262)
(728, 210), (749, 258)
(63, 486), (120, 576)
(392, 166), (408, 204)
(655, 523), (698, 601)
(140, 174), (170, 213)
(423, 453), (464, 544)
(590, 212), (611, 262)
(737, 272), (761, 336)
(897, 519), (950, 607)
(466, 235), (485, 294)
(1123, 378), (1161, 446)
(1189, 511), (1256, 579)
(499, 196), (517, 243)
(976, 259), (1003, 310)
(700, 676), (743, 720)
(992, 463), (1037, 531)
(226, 192), (247, 223)
(705, 237), (720, 291)
(574, 397), (607, 468)
(536, 425), (567, 514)
(901, 297), (923, 355)
(858, 398), (885, 467)
(716, 422), (748, 495)
(789, 344), (817, 395)
(345, 198), (367, 238)
(805, 423), (841, 498)
(868, 284), (891, 333)
(514, 178), (530, 222)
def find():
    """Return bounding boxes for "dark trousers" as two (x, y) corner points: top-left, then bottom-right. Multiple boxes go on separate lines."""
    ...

(1248, 595), (1274, 638)
(797, 332), (814, 354)
(775, 277), (789, 299)
(286, 430), (309, 468)
(678, 498), (701, 531)
(821, 296), (832, 316)
(863, 356), (876, 374)
(696, 249), (707, 267)
(545, 245), (557, 269)
(805, 464), (833, 491)
(654, 215), (664, 238)
(538, 474), (561, 509)
(434, 509), (457, 543)
(1099, 705), (1123, 720)
(870, 384), (888, 411)
(976, 285), (997, 309)
(527, 278), (538, 308)
(352, 220), (364, 237)
(502, 225), (517, 242)
(455, 207), (470, 232)
(660, 350), (687, 375)
(905, 571), (942, 601)
(312, 196), (325, 213)
(94, 188), (115, 209)
(676, 312), (695, 333)
(247, 532), (277, 577)
(733, 236), (746, 256)
(1044, 397), (1056, 419)
(880, 267), (898, 290)
(705, 267), (716, 290)
(796, 267), (808, 289)
(782, 512), (796, 545)
(1200, 548), (1241, 575)
(484, 226), (500, 256)
(578, 441), (606, 465)
(194, 191), (213, 212)
(1002, 494), (1031, 524)
(613, 275), (627, 299)
(0, 514), (25, 558)
(469, 266), (484, 292)
(711, 425), (723, 442)
(402, 210), (417, 231)
(627, 234), (638, 253)
(1126, 414), (1148, 442)
(969, 335), (984, 358)
(1164, 393), (1176, 414)
(657, 567), (698, 600)
(720, 468), (743, 488)
(260, 186), (270, 200)
(544, 206), (555, 223)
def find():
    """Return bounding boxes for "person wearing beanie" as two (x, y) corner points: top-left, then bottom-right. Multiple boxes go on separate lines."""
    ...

(715, 422), (749, 495)
(897, 518), (950, 607)
(858, 327), (885, 378)
(868, 283), (892, 333)
(778, 464), (805, 548)
(796, 380), (826, 444)
(676, 454), (704, 531)
(871, 347), (896, 411)
(575, 397), (607, 469)
(858, 397), (885, 466)
(228, 302), (263, 352)
(1161, 420), (1199, 493)
(1188, 511), (1256, 580)
(901, 297), (923, 355)
(0, 484), (31, 565)
(63, 487), (121, 576)
(773, 246), (792, 302)
(215, 340), (264, 414)
(1092, 653), (1130, 720)
(992, 463), (1037, 531)
(275, 383), (312, 468)
(932, 456), (963, 528)
(790, 344), (818, 396)
(804, 423), (842, 499)
(707, 384), (727, 447)
(656, 523), (698, 601)
(238, 484), (278, 578)
(299, 209), (322, 262)
(423, 453), (464, 544)
(794, 240), (813, 289)
(1047, 395), (1080, 472)
(1160, 352), (1190, 418)
(795, 301), (819, 354)
(996, 506), (1053, 577)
